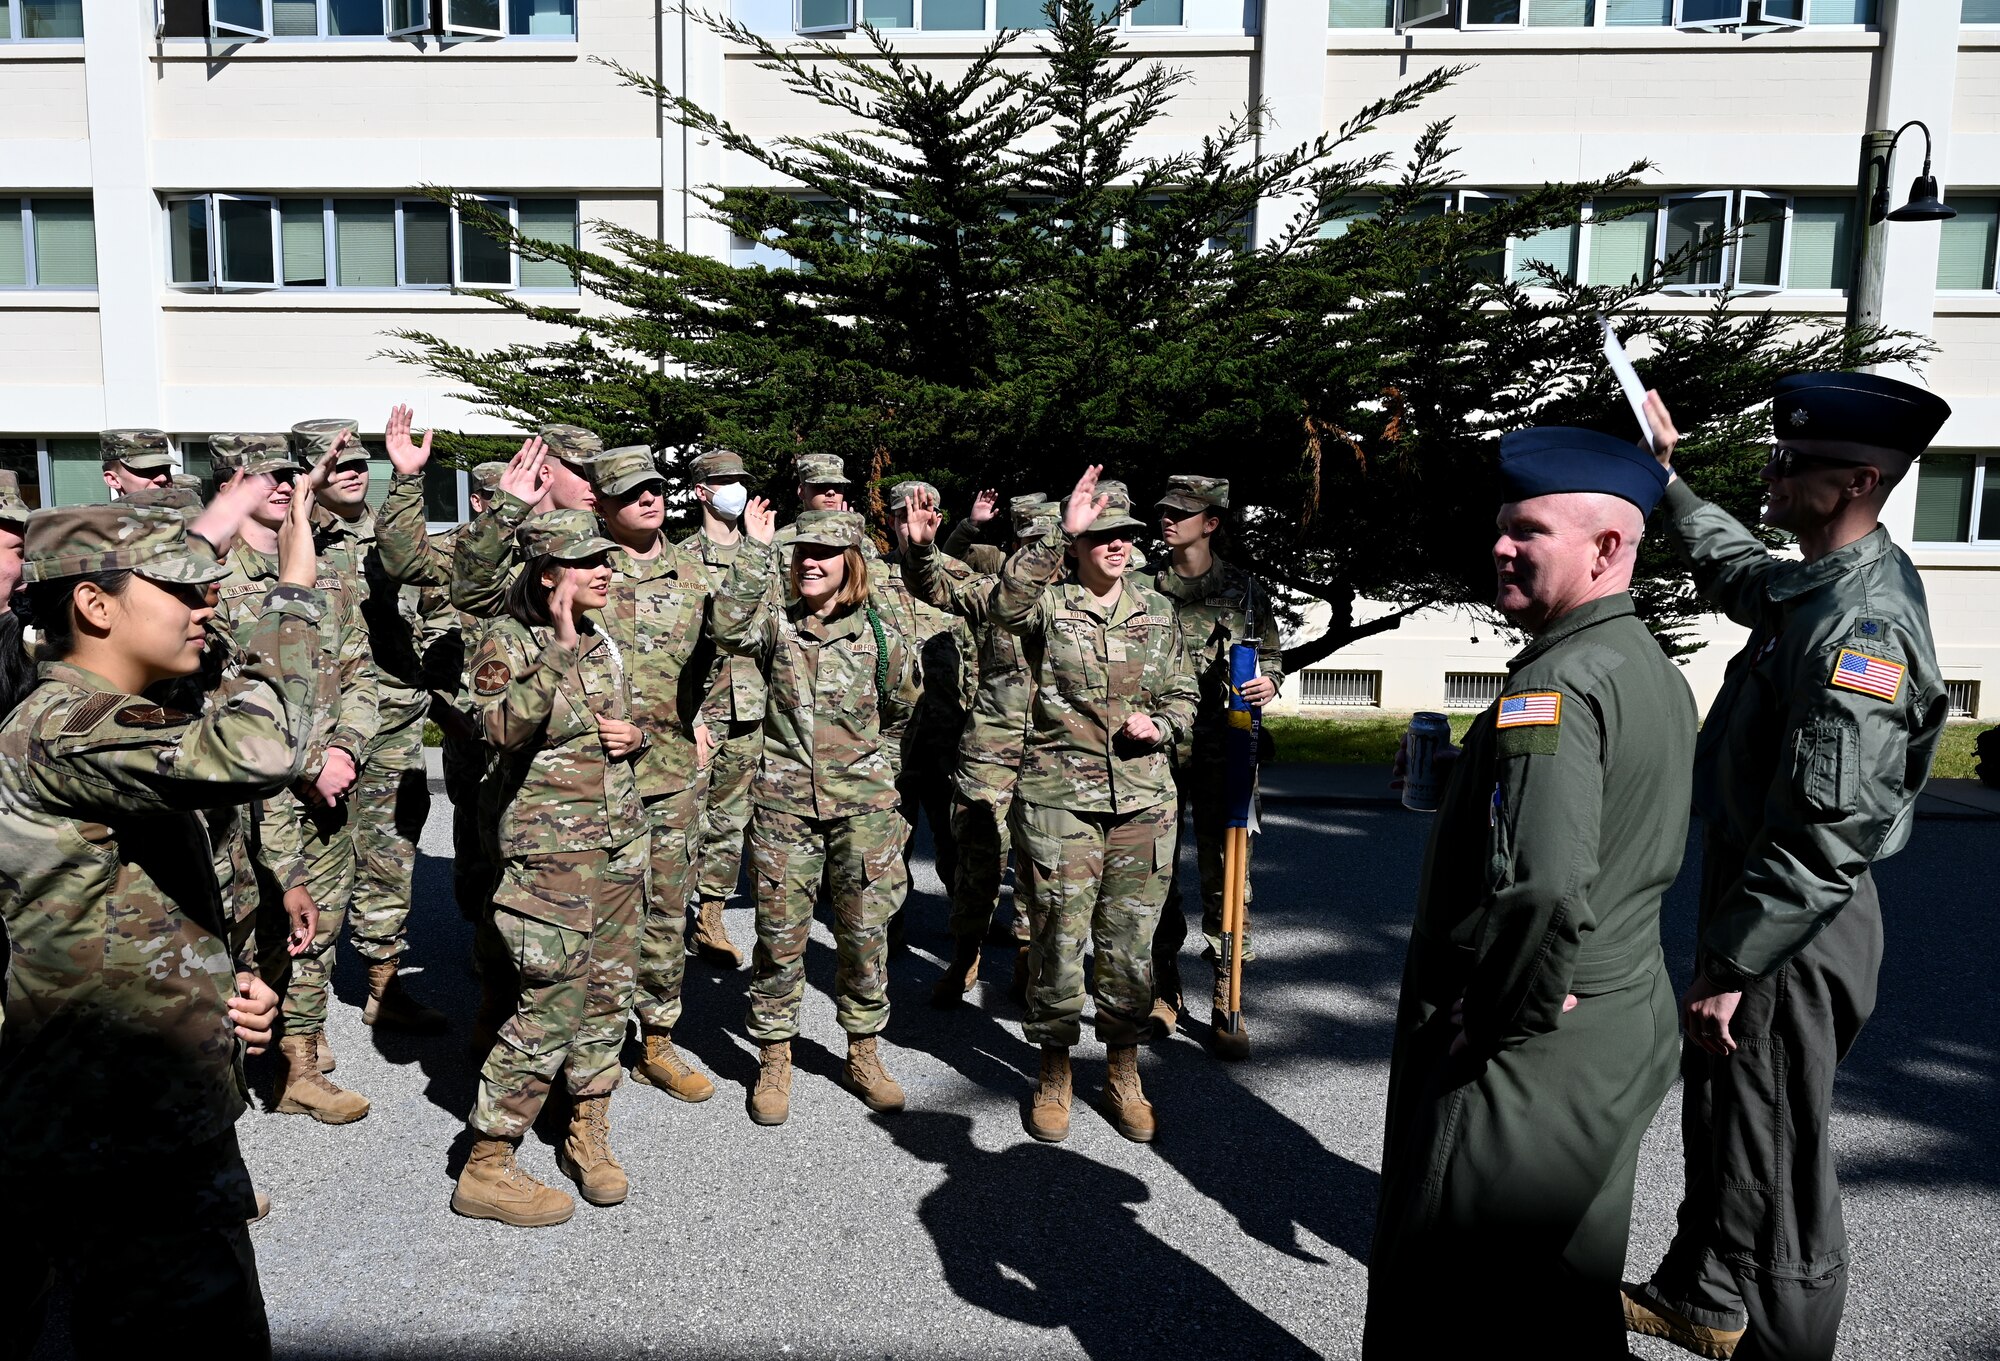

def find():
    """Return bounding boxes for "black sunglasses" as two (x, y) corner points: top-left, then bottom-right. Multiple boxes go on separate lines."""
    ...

(1764, 446), (1859, 480)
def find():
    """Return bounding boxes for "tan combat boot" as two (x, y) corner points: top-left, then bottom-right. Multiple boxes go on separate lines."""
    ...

(556, 1094), (630, 1206)
(630, 1029), (715, 1103)
(929, 938), (981, 1009)
(1102, 1044), (1156, 1143)
(841, 1034), (907, 1113)
(1151, 960), (1184, 1039)
(749, 1041), (793, 1126)
(315, 1031), (335, 1074)
(1026, 1046), (1072, 1143)
(249, 1190), (272, 1223)
(1621, 1286), (1743, 1359)
(1208, 962), (1250, 1061)
(691, 899), (744, 968)
(276, 1035), (371, 1124)
(452, 1135), (575, 1227)
(362, 959), (449, 1033)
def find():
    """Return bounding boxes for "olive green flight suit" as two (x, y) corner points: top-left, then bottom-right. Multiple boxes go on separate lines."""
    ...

(1635, 480), (1948, 1361)
(1366, 592), (1695, 1357)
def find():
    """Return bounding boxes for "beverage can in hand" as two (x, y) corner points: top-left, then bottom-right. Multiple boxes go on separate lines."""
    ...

(1402, 711), (1451, 813)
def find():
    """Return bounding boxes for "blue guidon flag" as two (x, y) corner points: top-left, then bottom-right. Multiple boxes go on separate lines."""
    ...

(1224, 643), (1260, 830)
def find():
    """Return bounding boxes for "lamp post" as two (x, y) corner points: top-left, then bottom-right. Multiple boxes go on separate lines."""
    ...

(1847, 119), (1954, 332)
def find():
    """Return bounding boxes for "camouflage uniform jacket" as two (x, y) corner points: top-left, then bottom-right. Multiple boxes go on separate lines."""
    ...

(991, 531), (1199, 815)
(375, 472), (488, 733)
(1152, 557), (1285, 750)
(675, 527), (768, 729)
(874, 555), (974, 744)
(452, 488), (536, 619)
(907, 541), (1033, 803)
(323, 506), (455, 760)
(712, 542), (918, 820)
(604, 542), (708, 800)
(0, 588), (327, 1177)
(470, 618), (647, 859)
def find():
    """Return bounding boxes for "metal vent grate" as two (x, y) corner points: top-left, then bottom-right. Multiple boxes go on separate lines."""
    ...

(1945, 679), (1979, 720)
(1299, 669), (1381, 707)
(1444, 672), (1506, 710)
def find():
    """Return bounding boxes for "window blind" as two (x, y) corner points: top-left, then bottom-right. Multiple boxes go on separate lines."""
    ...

(22, 0), (85, 37)
(1968, 0), (2000, 21)
(1735, 199), (1784, 289)
(1788, 197), (1852, 291)
(1588, 198), (1656, 285)
(0, 5), (11, 38)
(401, 201), (451, 285)
(365, 449), (392, 512)
(1936, 198), (1998, 291)
(273, 0), (319, 35)
(218, 198), (276, 284)
(48, 439), (105, 507)
(1130, 0), (1183, 22)
(509, 0), (571, 34)
(1913, 454), (1974, 542)
(1329, 0), (1394, 23)
(31, 200), (96, 287)
(0, 202), (23, 287)
(863, 0), (915, 22)
(1529, 0), (1593, 21)
(1513, 222), (1578, 284)
(1811, 0), (1874, 21)
(337, 199), (396, 286)
(282, 199), (328, 285)
(518, 199), (578, 287)
(1605, 0), (1671, 22)
(923, 0), (983, 26)
(798, 0), (851, 27)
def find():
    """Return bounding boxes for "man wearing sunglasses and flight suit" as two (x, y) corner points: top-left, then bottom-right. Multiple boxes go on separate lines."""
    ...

(1624, 373), (1951, 1361)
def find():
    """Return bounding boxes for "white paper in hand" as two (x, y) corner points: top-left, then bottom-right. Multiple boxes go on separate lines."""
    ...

(1599, 314), (1654, 451)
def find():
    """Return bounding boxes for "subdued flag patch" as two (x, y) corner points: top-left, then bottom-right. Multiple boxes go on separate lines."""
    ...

(1496, 691), (1562, 728)
(1830, 648), (1905, 702)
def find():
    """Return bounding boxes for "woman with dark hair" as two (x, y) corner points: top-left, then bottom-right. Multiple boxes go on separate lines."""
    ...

(453, 509), (648, 1228)
(715, 504), (919, 1127)
(0, 482), (329, 1356)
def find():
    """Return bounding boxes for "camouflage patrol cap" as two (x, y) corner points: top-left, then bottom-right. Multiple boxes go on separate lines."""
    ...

(21, 503), (230, 586)
(100, 429), (174, 471)
(884, 480), (939, 513)
(1007, 493), (1048, 518)
(590, 445), (664, 498)
(689, 449), (747, 482)
(0, 471), (30, 525)
(516, 508), (616, 563)
(1156, 474), (1229, 514)
(1012, 496), (1057, 538)
(1080, 479), (1145, 536)
(208, 433), (301, 477)
(790, 509), (865, 549)
(796, 454), (850, 487)
(290, 418), (366, 465)
(122, 484), (205, 517)
(538, 424), (605, 465)
(172, 473), (203, 494)
(471, 461), (509, 495)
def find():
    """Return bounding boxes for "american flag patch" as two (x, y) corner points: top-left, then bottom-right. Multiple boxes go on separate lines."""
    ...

(1495, 691), (1562, 728)
(1830, 648), (1905, 702)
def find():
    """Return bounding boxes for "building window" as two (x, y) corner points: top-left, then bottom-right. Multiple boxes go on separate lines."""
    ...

(1969, 1), (2000, 23)
(1331, 0), (1869, 27)
(1443, 672), (1506, 710)
(1913, 454), (2000, 545)
(1300, 669), (1382, 707)
(0, 0), (82, 38)
(806, 0), (1177, 33)
(1937, 198), (1999, 293)
(46, 438), (105, 507)
(0, 198), (97, 289)
(0, 441), (44, 511)
(1944, 679), (1980, 719)
(165, 194), (580, 292)
(1661, 190), (1788, 295)
(163, 0), (572, 40)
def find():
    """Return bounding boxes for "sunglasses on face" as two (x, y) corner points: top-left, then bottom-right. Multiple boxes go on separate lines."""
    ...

(1764, 446), (1858, 480)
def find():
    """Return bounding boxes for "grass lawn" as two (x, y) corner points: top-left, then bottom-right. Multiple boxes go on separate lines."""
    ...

(1268, 713), (1992, 781)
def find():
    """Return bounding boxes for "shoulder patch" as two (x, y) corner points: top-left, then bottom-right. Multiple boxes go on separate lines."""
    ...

(60, 691), (126, 736)
(1829, 648), (1905, 702)
(114, 704), (192, 729)
(472, 659), (513, 697)
(1495, 691), (1562, 729)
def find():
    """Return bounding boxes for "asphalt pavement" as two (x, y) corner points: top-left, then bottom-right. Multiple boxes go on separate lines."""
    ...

(31, 765), (2000, 1359)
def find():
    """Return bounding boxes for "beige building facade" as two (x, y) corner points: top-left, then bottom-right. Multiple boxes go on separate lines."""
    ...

(0, 0), (1993, 715)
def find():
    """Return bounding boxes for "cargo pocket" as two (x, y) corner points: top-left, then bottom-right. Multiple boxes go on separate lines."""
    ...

(1789, 715), (1858, 822)
(491, 902), (590, 988)
(1715, 1034), (1785, 1197)
(493, 854), (597, 933)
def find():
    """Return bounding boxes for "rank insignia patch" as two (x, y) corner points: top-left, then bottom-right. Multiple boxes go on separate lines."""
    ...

(1830, 648), (1904, 702)
(472, 660), (513, 697)
(1496, 691), (1562, 728)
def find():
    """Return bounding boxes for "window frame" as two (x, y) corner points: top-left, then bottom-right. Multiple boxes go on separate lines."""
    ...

(1395, 0), (1454, 27)
(1657, 189), (1734, 295)
(1732, 188), (1791, 295)
(0, 199), (34, 289)
(1673, 0), (1746, 27)
(1935, 196), (2000, 295)
(165, 194), (215, 290)
(213, 192), (282, 289)
(394, 196), (454, 289)
(453, 194), (519, 289)
(208, 0), (274, 38)
(387, 0), (429, 35)
(6, 0), (89, 41)
(796, 0), (856, 33)
(439, 0), (503, 37)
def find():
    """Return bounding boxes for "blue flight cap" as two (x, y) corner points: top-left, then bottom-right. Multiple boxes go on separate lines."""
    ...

(1498, 426), (1670, 516)
(1772, 371), (1950, 459)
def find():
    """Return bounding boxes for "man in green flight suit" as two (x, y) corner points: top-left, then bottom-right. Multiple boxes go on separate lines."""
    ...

(1366, 427), (1696, 1356)
(1623, 375), (1951, 1361)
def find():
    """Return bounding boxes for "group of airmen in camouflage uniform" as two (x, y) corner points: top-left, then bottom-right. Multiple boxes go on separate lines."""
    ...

(0, 363), (1952, 1360)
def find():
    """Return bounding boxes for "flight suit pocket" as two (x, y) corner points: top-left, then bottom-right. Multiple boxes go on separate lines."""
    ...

(1790, 716), (1857, 822)
(1716, 1035), (1785, 1197)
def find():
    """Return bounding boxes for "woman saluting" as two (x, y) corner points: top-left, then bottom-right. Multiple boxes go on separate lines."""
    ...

(0, 480), (329, 1354)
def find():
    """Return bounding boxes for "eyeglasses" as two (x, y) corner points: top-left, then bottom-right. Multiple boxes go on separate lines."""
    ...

(1764, 446), (1858, 480)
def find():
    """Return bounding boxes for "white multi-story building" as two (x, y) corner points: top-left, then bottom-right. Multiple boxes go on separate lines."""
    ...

(2, 0), (1994, 717)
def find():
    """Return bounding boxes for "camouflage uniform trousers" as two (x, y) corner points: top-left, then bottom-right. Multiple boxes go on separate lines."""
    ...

(5, 1131), (268, 1355)
(1014, 798), (1177, 1049)
(1153, 751), (1256, 984)
(268, 791), (356, 1039)
(695, 719), (764, 903)
(471, 835), (648, 1139)
(441, 729), (497, 923)
(347, 716), (432, 964)
(636, 784), (701, 1031)
(746, 805), (909, 1044)
(947, 784), (1030, 947)
(897, 722), (961, 898)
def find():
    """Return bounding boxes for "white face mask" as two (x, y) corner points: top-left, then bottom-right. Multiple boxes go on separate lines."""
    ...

(707, 482), (748, 519)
